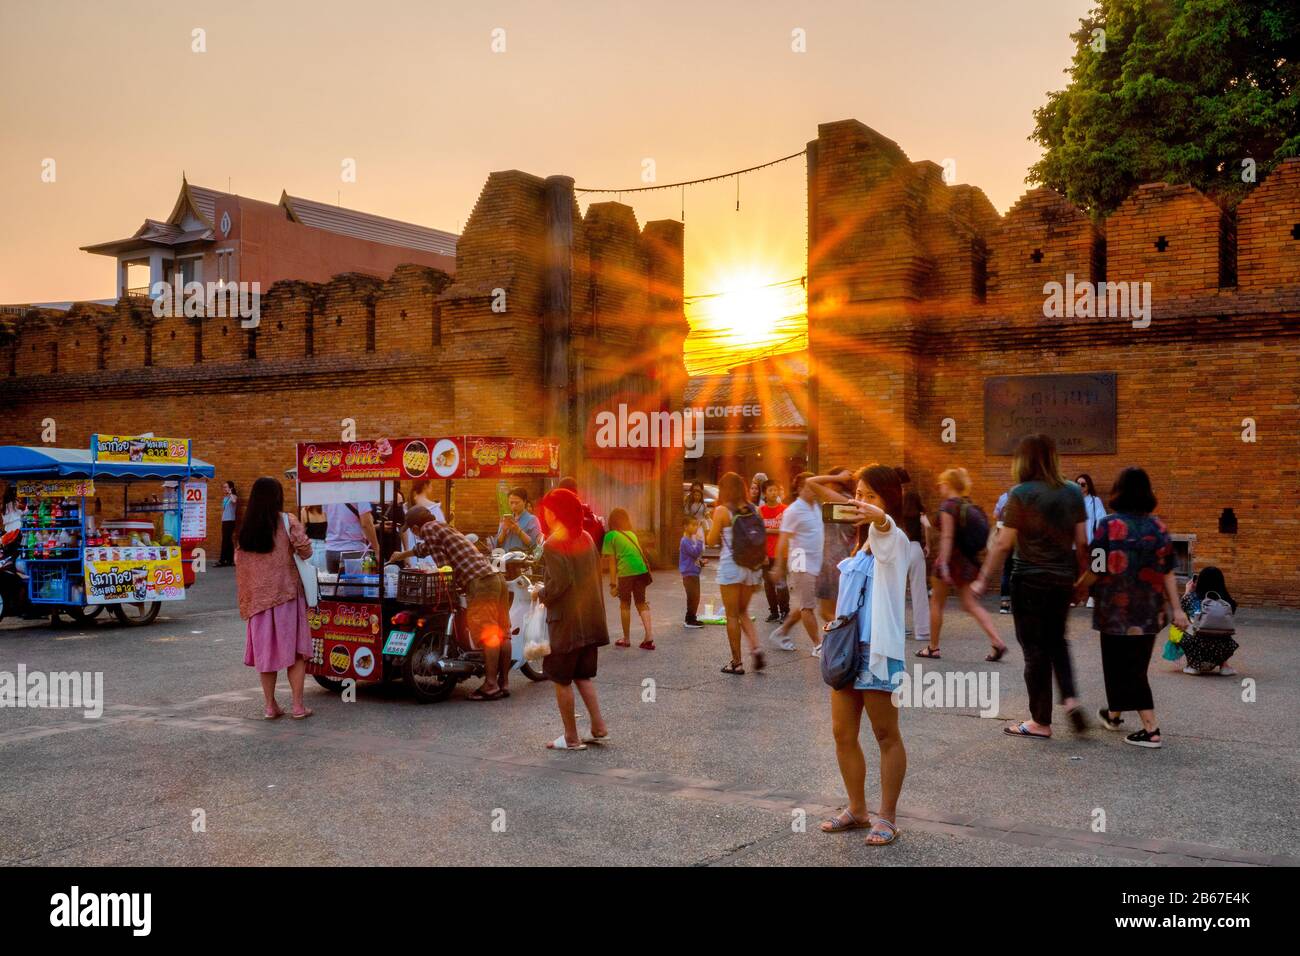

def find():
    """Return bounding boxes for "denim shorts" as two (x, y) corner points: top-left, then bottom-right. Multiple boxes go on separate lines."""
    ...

(854, 643), (906, 693)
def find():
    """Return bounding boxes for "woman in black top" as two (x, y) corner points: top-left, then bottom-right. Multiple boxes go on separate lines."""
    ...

(538, 487), (610, 751)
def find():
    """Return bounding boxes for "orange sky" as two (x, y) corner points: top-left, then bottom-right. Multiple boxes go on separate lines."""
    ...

(0, 0), (1090, 313)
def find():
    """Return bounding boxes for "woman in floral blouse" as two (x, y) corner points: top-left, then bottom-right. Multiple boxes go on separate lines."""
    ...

(1076, 468), (1188, 749)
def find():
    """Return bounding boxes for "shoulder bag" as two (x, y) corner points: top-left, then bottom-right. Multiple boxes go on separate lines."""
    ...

(820, 574), (866, 689)
(282, 513), (320, 608)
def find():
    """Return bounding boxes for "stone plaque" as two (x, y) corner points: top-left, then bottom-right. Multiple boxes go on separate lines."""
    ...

(984, 373), (1116, 455)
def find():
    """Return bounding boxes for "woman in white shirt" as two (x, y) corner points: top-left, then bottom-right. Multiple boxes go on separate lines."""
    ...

(1075, 474), (1107, 608)
(818, 464), (910, 848)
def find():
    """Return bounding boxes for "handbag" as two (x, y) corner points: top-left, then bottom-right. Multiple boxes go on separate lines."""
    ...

(1190, 591), (1235, 634)
(820, 575), (867, 689)
(282, 513), (320, 608)
(616, 530), (653, 585)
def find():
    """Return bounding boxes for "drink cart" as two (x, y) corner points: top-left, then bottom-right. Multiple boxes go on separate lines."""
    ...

(0, 436), (213, 626)
(295, 435), (559, 701)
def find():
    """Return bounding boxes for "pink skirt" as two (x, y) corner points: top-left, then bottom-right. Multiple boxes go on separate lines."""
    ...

(244, 594), (312, 673)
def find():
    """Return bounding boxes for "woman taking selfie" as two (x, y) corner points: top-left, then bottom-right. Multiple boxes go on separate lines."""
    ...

(820, 465), (910, 847)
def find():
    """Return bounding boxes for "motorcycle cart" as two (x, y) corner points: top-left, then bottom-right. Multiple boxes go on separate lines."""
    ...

(295, 435), (559, 702)
(0, 436), (212, 627)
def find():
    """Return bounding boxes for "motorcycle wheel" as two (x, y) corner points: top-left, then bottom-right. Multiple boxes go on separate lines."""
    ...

(519, 661), (547, 682)
(112, 601), (161, 626)
(313, 675), (346, 693)
(403, 631), (457, 703)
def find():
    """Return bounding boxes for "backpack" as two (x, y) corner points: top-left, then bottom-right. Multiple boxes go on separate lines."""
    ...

(954, 499), (989, 562)
(582, 507), (607, 551)
(729, 504), (768, 570)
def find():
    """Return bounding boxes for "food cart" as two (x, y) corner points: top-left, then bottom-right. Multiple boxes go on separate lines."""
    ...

(295, 435), (559, 701)
(0, 435), (213, 626)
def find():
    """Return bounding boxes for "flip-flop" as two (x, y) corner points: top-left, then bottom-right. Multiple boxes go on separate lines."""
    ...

(1003, 721), (1050, 739)
(820, 809), (872, 833)
(263, 706), (284, 720)
(614, 639), (631, 648)
(547, 735), (587, 751)
(291, 707), (313, 720)
(864, 818), (899, 846)
(639, 640), (655, 650)
(584, 732), (611, 745)
(916, 647), (941, 659)
(467, 687), (507, 701)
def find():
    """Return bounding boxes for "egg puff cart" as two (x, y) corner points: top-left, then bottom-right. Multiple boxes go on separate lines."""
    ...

(295, 435), (559, 701)
(0, 436), (213, 627)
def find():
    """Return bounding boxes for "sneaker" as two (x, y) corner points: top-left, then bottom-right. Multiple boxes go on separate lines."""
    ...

(998, 604), (1010, 615)
(1125, 728), (1163, 749)
(811, 643), (823, 659)
(764, 612), (781, 623)
(684, 618), (704, 629)
(1217, 665), (1237, 676)
(768, 627), (796, 651)
(1097, 708), (1124, 731)
(1182, 666), (1201, 675)
(1086, 597), (1095, 608)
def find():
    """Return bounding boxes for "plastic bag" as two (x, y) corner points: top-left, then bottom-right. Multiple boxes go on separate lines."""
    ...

(522, 599), (551, 662)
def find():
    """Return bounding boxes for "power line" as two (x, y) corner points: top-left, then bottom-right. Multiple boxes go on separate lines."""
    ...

(683, 275), (806, 303)
(575, 150), (806, 195)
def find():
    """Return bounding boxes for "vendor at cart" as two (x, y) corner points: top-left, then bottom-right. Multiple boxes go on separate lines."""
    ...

(494, 487), (541, 554)
(388, 506), (513, 702)
(323, 500), (381, 572)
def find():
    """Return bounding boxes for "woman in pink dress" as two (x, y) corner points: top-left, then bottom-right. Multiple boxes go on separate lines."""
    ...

(236, 477), (315, 719)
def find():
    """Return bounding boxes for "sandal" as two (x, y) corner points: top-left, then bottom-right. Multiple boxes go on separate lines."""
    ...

(291, 707), (313, 720)
(614, 638), (631, 648)
(1003, 721), (1050, 739)
(547, 735), (587, 751)
(721, 661), (745, 675)
(639, 640), (655, 650)
(467, 687), (507, 701)
(751, 650), (766, 672)
(263, 704), (284, 720)
(864, 818), (898, 846)
(820, 809), (872, 833)
(1067, 707), (1090, 735)
(916, 646), (941, 659)
(985, 645), (1007, 662)
(1098, 708), (1124, 731)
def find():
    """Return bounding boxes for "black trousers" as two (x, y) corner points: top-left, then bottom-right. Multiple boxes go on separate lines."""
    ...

(1000, 556), (1013, 601)
(1010, 575), (1077, 726)
(1100, 633), (1156, 712)
(219, 520), (236, 565)
(764, 565), (789, 615)
(683, 574), (701, 620)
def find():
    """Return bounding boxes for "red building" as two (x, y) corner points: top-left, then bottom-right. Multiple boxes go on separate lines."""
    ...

(81, 178), (458, 299)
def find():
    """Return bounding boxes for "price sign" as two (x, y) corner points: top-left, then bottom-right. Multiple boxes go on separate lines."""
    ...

(181, 480), (207, 541)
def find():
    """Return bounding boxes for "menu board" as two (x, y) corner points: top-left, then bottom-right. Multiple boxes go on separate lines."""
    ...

(83, 546), (186, 604)
(93, 435), (191, 465)
(180, 480), (207, 540)
(306, 599), (383, 682)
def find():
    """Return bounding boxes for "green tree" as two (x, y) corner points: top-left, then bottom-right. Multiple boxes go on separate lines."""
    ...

(1028, 0), (1299, 215)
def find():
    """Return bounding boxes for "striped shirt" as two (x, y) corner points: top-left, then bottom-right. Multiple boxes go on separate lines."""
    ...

(410, 521), (494, 587)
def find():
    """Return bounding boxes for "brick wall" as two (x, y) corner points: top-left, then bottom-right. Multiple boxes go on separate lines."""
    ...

(0, 172), (686, 565)
(807, 119), (1300, 605)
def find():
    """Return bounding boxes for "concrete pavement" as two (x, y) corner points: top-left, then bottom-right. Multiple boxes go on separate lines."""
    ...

(1, 562), (1296, 866)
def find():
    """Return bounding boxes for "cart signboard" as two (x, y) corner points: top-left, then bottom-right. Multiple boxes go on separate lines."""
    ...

(84, 546), (187, 604)
(307, 600), (383, 681)
(93, 435), (192, 466)
(17, 479), (94, 498)
(463, 436), (561, 479)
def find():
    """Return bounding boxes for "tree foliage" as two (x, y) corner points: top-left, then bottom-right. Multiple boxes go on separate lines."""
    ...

(1028, 0), (1299, 216)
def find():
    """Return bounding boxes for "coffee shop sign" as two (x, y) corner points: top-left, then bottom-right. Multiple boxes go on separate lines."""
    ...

(689, 403), (762, 427)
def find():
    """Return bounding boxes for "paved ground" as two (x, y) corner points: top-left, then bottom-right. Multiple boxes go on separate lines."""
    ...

(1, 562), (1296, 867)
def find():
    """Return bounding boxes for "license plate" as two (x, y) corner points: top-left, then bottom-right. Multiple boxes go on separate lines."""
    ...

(383, 630), (415, 656)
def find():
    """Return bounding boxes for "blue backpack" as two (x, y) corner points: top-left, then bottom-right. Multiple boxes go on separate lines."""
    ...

(729, 504), (768, 570)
